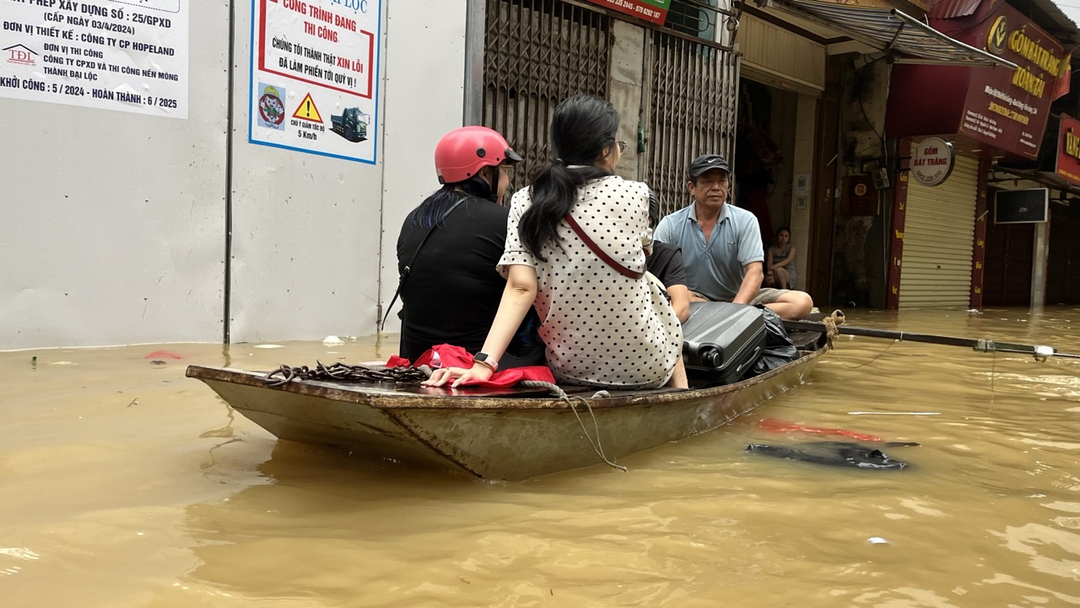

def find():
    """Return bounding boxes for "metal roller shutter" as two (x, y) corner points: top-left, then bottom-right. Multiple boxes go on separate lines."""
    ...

(482, 0), (612, 194)
(642, 30), (739, 217)
(898, 151), (979, 308)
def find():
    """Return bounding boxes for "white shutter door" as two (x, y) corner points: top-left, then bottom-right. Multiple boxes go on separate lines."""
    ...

(899, 152), (979, 308)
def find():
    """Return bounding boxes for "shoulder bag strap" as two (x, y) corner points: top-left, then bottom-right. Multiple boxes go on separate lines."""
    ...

(563, 214), (645, 280)
(380, 196), (470, 330)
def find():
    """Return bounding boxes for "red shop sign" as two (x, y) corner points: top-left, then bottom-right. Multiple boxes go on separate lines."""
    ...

(1057, 114), (1080, 186)
(582, 0), (671, 25)
(958, 3), (1065, 159)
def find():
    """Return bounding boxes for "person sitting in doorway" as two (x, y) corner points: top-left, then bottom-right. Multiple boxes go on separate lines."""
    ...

(764, 226), (797, 290)
(645, 189), (690, 324)
(653, 154), (813, 321)
(394, 126), (543, 368)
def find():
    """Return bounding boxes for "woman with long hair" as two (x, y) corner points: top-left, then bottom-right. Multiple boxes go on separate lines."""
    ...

(764, 226), (797, 290)
(426, 95), (687, 389)
(396, 126), (543, 364)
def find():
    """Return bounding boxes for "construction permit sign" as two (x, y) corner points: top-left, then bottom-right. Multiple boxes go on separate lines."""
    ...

(249, 0), (381, 164)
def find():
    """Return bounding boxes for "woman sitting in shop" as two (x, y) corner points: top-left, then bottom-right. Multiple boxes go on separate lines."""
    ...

(764, 226), (797, 290)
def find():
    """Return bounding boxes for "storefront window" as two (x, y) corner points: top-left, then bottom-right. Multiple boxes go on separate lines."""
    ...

(665, 0), (718, 40)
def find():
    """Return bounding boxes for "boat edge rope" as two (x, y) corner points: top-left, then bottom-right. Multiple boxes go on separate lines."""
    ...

(822, 310), (846, 350)
(521, 381), (629, 473)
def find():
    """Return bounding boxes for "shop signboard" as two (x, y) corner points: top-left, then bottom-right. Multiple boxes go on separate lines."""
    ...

(911, 137), (955, 186)
(958, 3), (1064, 159)
(249, 0), (381, 164)
(1056, 114), (1080, 186)
(841, 175), (878, 215)
(582, 0), (671, 25)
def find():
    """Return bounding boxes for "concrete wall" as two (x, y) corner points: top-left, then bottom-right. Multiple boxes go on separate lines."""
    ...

(765, 90), (796, 233)
(376, 0), (468, 335)
(759, 89), (814, 291)
(0, 0), (467, 349)
(833, 56), (891, 307)
(611, 20), (644, 180)
(0, 2), (229, 350)
(228, 1), (383, 344)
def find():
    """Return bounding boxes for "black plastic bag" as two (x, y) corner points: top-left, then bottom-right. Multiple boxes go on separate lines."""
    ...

(745, 307), (799, 378)
(501, 307), (547, 369)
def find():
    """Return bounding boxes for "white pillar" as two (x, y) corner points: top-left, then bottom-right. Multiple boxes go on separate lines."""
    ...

(790, 93), (817, 290)
(610, 20), (645, 180)
(1031, 221), (1050, 309)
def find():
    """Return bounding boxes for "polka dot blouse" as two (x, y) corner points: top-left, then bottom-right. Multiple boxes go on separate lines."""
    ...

(499, 175), (683, 388)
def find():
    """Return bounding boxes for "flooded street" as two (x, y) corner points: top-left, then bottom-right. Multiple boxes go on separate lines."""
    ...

(2, 307), (1080, 607)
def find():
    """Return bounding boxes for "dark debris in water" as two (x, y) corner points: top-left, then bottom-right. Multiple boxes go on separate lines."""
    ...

(746, 441), (920, 470)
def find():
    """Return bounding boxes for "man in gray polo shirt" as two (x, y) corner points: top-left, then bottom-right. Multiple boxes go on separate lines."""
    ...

(654, 154), (813, 321)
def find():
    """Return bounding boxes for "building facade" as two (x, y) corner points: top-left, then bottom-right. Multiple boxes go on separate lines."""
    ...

(885, 0), (1078, 309)
(4, 0), (1076, 350)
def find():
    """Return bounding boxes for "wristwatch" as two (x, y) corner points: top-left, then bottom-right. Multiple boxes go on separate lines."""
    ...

(473, 352), (499, 372)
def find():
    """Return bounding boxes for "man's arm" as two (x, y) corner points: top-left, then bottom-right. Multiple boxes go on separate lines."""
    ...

(764, 246), (775, 283)
(732, 209), (764, 303)
(667, 284), (691, 323)
(732, 262), (764, 305)
(647, 242), (692, 322)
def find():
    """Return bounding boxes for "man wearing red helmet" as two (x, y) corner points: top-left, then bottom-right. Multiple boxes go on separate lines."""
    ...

(394, 126), (542, 366)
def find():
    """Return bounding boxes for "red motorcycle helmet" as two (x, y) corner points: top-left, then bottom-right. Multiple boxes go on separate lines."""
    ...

(434, 126), (522, 184)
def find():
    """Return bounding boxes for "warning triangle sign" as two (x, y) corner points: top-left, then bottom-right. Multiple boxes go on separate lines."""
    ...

(292, 93), (323, 123)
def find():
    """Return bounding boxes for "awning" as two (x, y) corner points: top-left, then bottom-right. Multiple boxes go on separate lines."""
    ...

(992, 165), (1080, 198)
(766, 0), (1017, 69)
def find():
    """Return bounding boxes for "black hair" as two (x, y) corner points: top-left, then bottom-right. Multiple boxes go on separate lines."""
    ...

(776, 226), (791, 236)
(406, 172), (495, 230)
(518, 95), (618, 261)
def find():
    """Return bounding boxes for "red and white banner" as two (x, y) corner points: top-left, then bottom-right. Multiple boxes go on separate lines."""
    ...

(249, 0), (381, 164)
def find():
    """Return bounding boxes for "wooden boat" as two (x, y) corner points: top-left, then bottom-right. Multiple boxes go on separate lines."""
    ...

(186, 330), (827, 481)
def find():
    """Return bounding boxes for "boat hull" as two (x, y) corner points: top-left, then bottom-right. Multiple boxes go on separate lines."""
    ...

(188, 346), (824, 481)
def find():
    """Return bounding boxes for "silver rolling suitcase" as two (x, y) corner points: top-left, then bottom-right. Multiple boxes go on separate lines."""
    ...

(682, 302), (767, 384)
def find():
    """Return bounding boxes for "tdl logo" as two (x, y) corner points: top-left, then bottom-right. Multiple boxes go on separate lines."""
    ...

(3, 44), (37, 66)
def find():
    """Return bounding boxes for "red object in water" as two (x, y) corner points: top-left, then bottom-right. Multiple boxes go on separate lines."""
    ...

(758, 418), (882, 442)
(144, 350), (183, 360)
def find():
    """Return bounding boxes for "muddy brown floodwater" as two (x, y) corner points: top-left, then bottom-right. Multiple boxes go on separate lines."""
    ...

(2, 307), (1079, 607)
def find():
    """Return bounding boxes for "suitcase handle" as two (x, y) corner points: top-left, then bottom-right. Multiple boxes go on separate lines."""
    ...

(735, 345), (764, 376)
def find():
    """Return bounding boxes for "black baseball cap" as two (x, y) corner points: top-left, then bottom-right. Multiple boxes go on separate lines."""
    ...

(688, 154), (731, 178)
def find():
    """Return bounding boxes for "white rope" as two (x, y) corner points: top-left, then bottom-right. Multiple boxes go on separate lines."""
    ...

(989, 348), (997, 405)
(830, 338), (899, 369)
(520, 381), (628, 473)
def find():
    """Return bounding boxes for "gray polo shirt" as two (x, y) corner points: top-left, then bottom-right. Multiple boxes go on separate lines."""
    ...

(654, 202), (764, 301)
